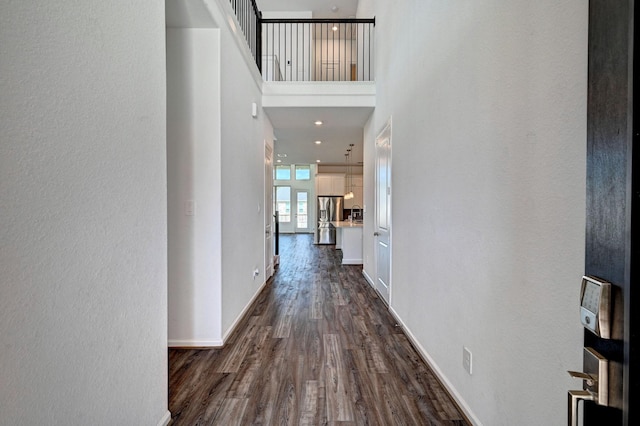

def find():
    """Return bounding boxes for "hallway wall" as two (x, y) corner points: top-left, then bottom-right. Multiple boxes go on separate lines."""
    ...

(166, 0), (273, 345)
(167, 28), (223, 346)
(0, 1), (168, 424)
(360, 1), (587, 424)
(219, 22), (272, 335)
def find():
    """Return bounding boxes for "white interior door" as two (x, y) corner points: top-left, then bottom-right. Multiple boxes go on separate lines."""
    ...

(265, 143), (274, 278)
(375, 121), (392, 304)
(294, 190), (310, 233)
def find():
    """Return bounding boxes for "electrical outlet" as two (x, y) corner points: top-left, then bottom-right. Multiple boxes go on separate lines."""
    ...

(463, 347), (472, 375)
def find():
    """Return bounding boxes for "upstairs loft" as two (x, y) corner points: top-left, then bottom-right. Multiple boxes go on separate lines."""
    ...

(230, 0), (375, 83)
(165, 0), (375, 128)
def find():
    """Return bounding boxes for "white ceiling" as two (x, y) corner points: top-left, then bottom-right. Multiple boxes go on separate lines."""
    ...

(258, 1), (368, 167)
(264, 106), (372, 166)
(257, 0), (359, 18)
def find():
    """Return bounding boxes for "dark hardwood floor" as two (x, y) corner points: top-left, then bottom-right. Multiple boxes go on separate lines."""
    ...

(169, 234), (470, 425)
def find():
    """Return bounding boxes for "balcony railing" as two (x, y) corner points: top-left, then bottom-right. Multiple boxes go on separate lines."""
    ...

(262, 19), (375, 82)
(229, 1), (375, 82)
(229, 0), (262, 71)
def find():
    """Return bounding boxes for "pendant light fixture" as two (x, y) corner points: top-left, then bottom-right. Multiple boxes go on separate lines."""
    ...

(348, 144), (355, 199)
(344, 152), (352, 199)
(344, 144), (355, 200)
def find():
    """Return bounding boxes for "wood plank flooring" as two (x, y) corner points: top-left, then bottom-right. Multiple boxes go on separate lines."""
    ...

(169, 234), (470, 425)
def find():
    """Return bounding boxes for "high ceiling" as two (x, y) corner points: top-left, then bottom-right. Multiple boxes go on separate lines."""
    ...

(258, 1), (367, 167)
(257, 0), (359, 18)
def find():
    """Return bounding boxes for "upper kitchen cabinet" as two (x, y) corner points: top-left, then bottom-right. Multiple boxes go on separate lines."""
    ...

(316, 173), (345, 196)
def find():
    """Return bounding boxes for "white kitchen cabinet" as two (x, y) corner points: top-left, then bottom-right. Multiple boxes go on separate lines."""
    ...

(331, 175), (345, 195)
(316, 174), (345, 196)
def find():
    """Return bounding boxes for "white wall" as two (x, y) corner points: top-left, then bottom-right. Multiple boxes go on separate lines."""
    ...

(361, 1), (587, 425)
(0, 1), (168, 425)
(167, 28), (223, 346)
(166, 0), (272, 345)
(219, 25), (272, 337)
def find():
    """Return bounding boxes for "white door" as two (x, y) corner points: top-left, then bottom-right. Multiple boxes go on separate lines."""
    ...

(375, 121), (392, 304)
(294, 190), (310, 233)
(275, 186), (294, 233)
(265, 143), (274, 279)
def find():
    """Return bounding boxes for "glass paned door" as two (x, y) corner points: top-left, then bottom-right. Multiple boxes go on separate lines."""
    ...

(275, 186), (293, 234)
(295, 191), (309, 233)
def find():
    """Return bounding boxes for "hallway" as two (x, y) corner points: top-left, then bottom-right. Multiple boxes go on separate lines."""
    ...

(168, 234), (469, 425)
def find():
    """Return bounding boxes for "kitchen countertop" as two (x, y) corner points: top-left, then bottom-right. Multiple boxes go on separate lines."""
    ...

(331, 221), (363, 228)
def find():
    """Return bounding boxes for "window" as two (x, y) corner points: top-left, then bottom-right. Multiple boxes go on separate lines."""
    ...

(275, 186), (291, 222)
(297, 191), (308, 228)
(275, 165), (291, 180)
(295, 165), (311, 180)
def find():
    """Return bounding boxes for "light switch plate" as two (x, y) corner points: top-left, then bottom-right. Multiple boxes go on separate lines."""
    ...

(463, 347), (472, 375)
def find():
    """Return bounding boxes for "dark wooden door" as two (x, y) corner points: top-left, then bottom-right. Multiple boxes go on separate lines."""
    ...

(585, 0), (638, 424)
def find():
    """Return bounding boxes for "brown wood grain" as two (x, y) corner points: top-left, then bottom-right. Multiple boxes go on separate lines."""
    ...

(168, 234), (470, 425)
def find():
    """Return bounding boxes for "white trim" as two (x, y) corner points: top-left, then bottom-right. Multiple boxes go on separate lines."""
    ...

(157, 410), (172, 426)
(262, 81), (376, 108)
(168, 339), (224, 348)
(362, 269), (375, 288)
(222, 279), (269, 342)
(341, 258), (363, 265)
(388, 307), (483, 426)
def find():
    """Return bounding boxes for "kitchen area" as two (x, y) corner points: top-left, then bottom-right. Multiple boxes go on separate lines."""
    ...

(273, 162), (364, 266)
(314, 170), (364, 265)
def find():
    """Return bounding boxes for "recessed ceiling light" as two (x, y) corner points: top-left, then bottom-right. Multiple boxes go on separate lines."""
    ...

(315, 140), (322, 145)
(332, 25), (338, 31)
(314, 120), (323, 126)
(277, 153), (287, 158)
(276, 159), (282, 163)
(331, 5), (339, 13)
(316, 159), (321, 163)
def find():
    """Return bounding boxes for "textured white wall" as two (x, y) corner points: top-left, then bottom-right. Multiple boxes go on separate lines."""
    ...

(361, 1), (587, 424)
(167, 28), (223, 346)
(166, 0), (271, 346)
(0, 1), (168, 425)
(219, 25), (271, 335)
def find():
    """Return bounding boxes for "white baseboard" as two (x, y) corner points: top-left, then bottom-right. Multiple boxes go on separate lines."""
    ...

(388, 307), (482, 426)
(157, 410), (171, 426)
(362, 269), (375, 288)
(168, 339), (223, 348)
(222, 279), (268, 342)
(168, 280), (269, 349)
(342, 258), (363, 265)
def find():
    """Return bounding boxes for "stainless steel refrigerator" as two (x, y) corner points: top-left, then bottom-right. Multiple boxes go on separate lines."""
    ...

(314, 196), (343, 244)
